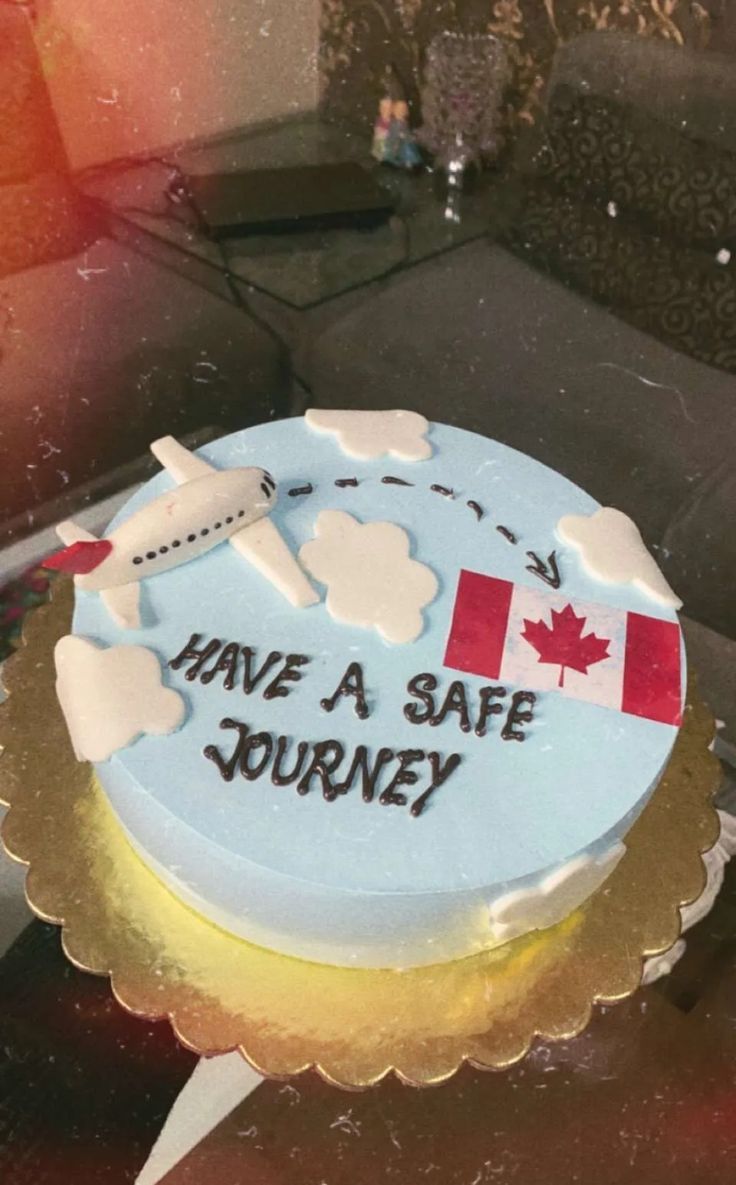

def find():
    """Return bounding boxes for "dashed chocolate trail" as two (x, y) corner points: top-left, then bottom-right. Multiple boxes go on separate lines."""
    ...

(286, 473), (529, 577)
(525, 550), (561, 589)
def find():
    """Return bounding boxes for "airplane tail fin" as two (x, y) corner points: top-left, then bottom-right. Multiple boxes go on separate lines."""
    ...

(43, 539), (113, 575)
(50, 520), (140, 626)
(56, 519), (99, 546)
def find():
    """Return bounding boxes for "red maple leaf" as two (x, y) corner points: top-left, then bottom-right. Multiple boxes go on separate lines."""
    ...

(521, 604), (611, 688)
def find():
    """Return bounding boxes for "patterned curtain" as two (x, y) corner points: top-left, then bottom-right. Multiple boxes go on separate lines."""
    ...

(320, 0), (721, 135)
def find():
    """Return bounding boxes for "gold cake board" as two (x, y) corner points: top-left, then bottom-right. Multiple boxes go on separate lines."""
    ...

(0, 581), (722, 1088)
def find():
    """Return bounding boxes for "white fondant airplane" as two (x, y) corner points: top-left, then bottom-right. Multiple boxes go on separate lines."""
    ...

(44, 436), (319, 629)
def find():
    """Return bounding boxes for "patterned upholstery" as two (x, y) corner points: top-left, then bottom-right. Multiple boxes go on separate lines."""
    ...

(533, 86), (736, 249)
(503, 180), (736, 374)
(502, 85), (736, 374)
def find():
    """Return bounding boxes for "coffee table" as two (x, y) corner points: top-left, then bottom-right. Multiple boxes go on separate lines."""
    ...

(79, 115), (503, 312)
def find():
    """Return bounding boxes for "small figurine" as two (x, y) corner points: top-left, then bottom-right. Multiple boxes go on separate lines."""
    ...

(371, 68), (422, 171)
(371, 95), (393, 164)
(384, 99), (423, 171)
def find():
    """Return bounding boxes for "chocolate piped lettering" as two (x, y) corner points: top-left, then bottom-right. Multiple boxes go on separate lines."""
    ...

(240, 731), (274, 780)
(170, 635), (310, 702)
(411, 752), (462, 817)
(297, 740), (346, 798)
(403, 673), (437, 724)
(242, 647), (283, 695)
(203, 717), (249, 781)
(320, 661), (370, 719)
(430, 680), (473, 733)
(475, 686), (507, 737)
(203, 720), (463, 815)
(170, 633), (223, 681)
(334, 745), (395, 803)
(180, 628), (543, 819)
(404, 676), (538, 738)
(271, 736), (309, 786)
(199, 641), (240, 689)
(379, 749), (424, 807)
(502, 691), (537, 742)
(265, 654), (310, 700)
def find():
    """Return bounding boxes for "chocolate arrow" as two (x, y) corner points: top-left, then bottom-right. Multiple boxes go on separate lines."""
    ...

(525, 549), (561, 589)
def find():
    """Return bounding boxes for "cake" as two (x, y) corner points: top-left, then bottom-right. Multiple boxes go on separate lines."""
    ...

(46, 410), (685, 969)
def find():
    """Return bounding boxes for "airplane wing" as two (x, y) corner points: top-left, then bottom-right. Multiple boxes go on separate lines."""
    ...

(100, 583), (141, 630)
(150, 436), (216, 485)
(230, 519), (319, 609)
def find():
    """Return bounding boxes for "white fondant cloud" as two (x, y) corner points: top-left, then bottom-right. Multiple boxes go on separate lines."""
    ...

(299, 510), (438, 644)
(55, 635), (185, 762)
(488, 841), (626, 944)
(556, 507), (682, 609)
(304, 408), (432, 461)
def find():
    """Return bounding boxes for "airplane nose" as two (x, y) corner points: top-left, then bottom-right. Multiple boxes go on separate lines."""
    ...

(259, 470), (277, 499)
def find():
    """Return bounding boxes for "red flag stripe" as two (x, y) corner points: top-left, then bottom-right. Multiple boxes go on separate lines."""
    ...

(622, 611), (682, 726)
(444, 571), (513, 680)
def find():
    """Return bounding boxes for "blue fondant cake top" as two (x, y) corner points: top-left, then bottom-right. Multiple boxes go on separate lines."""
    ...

(73, 418), (682, 895)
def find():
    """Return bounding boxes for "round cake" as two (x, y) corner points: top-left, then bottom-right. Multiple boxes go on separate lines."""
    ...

(51, 411), (685, 968)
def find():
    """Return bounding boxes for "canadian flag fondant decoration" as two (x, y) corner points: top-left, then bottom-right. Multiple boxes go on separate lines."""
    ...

(444, 571), (682, 726)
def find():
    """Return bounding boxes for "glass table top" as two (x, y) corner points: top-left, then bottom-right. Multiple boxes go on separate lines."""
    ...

(80, 116), (505, 310)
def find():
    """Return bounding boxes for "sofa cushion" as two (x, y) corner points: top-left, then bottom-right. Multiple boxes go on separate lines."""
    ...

(307, 241), (736, 636)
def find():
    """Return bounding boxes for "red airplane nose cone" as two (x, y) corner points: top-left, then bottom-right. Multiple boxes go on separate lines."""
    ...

(43, 539), (113, 575)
